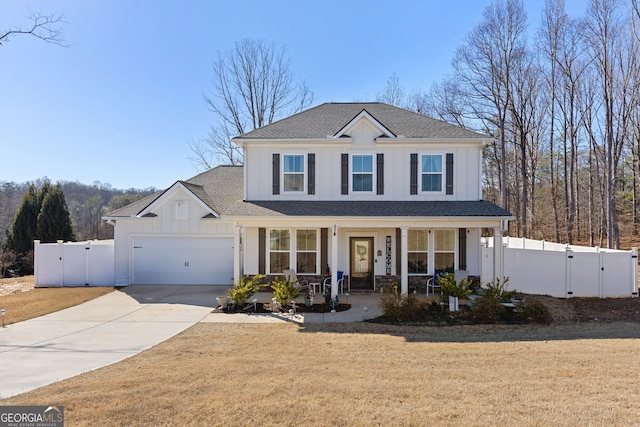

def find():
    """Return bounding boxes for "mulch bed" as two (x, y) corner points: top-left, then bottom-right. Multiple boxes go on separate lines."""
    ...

(215, 302), (351, 314)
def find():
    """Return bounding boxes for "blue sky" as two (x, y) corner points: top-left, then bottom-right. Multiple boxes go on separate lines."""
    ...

(1, 0), (589, 190)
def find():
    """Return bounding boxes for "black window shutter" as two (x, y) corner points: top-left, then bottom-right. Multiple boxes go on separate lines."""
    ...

(458, 228), (467, 270)
(321, 228), (328, 275)
(410, 153), (418, 195)
(395, 228), (402, 275)
(258, 228), (266, 274)
(446, 153), (454, 195)
(377, 153), (384, 195)
(308, 153), (315, 195)
(341, 153), (349, 195)
(272, 153), (280, 195)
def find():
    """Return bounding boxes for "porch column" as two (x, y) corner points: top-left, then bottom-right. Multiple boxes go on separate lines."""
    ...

(233, 225), (242, 284)
(400, 226), (408, 295)
(331, 225), (339, 299)
(493, 226), (503, 284)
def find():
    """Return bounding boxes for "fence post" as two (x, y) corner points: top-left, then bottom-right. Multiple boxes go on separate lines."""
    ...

(632, 248), (638, 298)
(58, 240), (64, 287)
(565, 246), (573, 298)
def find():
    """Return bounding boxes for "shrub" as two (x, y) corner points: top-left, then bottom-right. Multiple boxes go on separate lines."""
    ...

(228, 274), (264, 306)
(520, 301), (552, 324)
(379, 293), (426, 322)
(438, 273), (472, 299)
(483, 277), (515, 301)
(471, 296), (506, 322)
(271, 275), (301, 308)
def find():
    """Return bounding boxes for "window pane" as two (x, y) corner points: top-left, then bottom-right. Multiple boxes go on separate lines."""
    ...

(408, 229), (428, 251)
(284, 174), (304, 191)
(353, 174), (373, 192)
(270, 229), (290, 250)
(434, 230), (455, 251)
(422, 174), (442, 192)
(435, 253), (454, 273)
(270, 252), (290, 273)
(296, 229), (317, 250)
(408, 253), (428, 274)
(296, 252), (316, 274)
(284, 155), (304, 173)
(422, 155), (442, 173)
(353, 155), (372, 173)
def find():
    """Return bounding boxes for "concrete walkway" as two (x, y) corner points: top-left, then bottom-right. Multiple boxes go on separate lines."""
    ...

(0, 285), (217, 399)
(0, 286), (382, 399)
(201, 291), (382, 324)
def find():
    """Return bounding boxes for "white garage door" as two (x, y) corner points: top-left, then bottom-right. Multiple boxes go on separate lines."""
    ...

(132, 237), (234, 285)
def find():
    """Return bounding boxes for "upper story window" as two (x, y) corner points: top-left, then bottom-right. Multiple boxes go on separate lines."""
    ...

(421, 154), (443, 192)
(352, 155), (373, 192)
(283, 155), (304, 192)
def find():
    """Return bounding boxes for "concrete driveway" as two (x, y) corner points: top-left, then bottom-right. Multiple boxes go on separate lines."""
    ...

(0, 285), (221, 399)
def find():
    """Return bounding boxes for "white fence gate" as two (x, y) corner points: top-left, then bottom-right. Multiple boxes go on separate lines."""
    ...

(34, 240), (115, 287)
(481, 237), (638, 298)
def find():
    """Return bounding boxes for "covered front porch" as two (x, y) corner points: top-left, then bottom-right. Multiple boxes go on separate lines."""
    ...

(231, 216), (508, 299)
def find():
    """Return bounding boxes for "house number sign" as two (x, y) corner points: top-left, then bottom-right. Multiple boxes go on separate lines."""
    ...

(385, 236), (392, 275)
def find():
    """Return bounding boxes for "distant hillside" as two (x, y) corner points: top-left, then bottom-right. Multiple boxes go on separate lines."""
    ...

(0, 179), (157, 245)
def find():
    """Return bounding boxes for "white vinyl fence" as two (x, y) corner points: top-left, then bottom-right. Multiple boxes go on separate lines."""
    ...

(34, 240), (115, 287)
(481, 237), (639, 298)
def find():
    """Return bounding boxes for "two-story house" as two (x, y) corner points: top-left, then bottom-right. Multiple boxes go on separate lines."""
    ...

(104, 103), (512, 297)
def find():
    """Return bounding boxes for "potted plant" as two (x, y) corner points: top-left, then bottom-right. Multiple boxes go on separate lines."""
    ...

(438, 273), (472, 312)
(227, 274), (264, 307)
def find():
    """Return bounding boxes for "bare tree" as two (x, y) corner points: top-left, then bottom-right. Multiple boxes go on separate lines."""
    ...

(452, 0), (528, 215)
(0, 12), (65, 46)
(376, 73), (407, 107)
(191, 39), (313, 168)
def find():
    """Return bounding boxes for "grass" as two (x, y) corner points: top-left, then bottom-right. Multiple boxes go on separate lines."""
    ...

(3, 321), (640, 426)
(2, 278), (639, 425)
(0, 276), (112, 324)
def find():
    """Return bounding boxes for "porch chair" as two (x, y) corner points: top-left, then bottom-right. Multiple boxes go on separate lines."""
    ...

(426, 270), (445, 296)
(282, 269), (310, 294)
(323, 271), (345, 294)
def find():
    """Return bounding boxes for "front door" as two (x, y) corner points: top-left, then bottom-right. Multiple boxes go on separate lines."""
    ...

(350, 237), (374, 290)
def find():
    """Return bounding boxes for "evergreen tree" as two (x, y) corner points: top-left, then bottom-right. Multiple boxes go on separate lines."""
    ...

(5, 184), (40, 254)
(37, 184), (76, 243)
(4, 181), (76, 275)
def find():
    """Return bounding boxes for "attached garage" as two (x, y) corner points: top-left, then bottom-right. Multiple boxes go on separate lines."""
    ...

(132, 237), (234, 285)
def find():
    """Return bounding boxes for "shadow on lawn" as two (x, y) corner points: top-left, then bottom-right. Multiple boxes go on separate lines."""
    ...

(296, 320), (640, 343)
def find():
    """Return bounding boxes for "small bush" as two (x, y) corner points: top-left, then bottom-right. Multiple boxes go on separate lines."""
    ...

(483, 277), (515, 301)
(271, 275), (301, 308)
(438, 273), (472, 299)
(228, 274), (264, 306)
(471, 296), (506, 322)
(379, 293), (427, 322)
(520, 301), (552, 324)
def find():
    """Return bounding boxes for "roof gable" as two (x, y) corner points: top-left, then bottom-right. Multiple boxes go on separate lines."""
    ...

(333, 109), (396, 138)
(103, 165), (244, 219)
(138, 181), (218, 218)
(234, 102), (488, 141)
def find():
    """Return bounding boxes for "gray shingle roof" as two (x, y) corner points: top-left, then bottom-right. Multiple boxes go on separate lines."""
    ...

(224, 200), (512, 218)
(234, 103), (488, 140)
(104, 165), (243, 217)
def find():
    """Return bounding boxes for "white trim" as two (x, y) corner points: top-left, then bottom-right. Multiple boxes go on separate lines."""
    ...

(350, 153), (376, 194)
(333, 110), (396, 139)
(419, 153), (445, 194)
(138, 182), (218, 218)
(282, 153), (306, 193)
